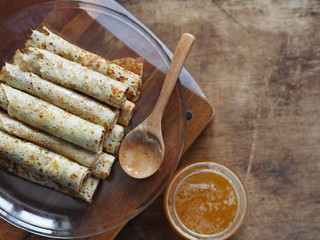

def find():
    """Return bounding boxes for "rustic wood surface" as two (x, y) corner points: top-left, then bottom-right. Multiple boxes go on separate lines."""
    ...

(1, 0), (320, 240)
(119, 0), (320, 239)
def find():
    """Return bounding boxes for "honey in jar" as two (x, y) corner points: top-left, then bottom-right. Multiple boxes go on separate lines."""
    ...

(164, 161), (247, 240)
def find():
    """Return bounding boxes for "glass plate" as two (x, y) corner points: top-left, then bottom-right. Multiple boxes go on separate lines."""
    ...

(0, 1), (186, 238)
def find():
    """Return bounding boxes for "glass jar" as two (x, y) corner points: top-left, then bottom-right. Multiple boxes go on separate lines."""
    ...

(164, 161), (247, 240)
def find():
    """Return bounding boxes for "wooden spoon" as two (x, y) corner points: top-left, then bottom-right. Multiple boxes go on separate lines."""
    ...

(119, 33), (195, 179)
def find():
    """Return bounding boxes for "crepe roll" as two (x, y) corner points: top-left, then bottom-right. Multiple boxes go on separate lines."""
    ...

(1, 63), (119, 131)
(0, 158), (99, 203)
(112, 57), (144, 77)
(0, 112), (99, 168)
(13, 47), (128, 109)
(118, 100), (135, 127)
(92, 153), (115, 179)
(0, 84), (105, 153)
(0, 130), (90, 191)
(0, 86), (8, 110)
(26, 26), (141, 102)
(103, 125), (124, 155)
(79, 177), (100, 203)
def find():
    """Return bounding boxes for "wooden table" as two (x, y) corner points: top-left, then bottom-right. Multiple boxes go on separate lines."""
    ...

(1, 0), (320, 239)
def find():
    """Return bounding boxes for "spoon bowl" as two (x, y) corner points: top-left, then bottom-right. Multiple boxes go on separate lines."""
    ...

(119, 33), (195, 179)
(119, 128), (164, 179)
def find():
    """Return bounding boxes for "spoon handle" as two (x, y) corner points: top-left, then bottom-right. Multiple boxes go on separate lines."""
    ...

(148, 33), (195, 122)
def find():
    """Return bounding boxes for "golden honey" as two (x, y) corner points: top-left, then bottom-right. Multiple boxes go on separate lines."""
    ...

(164, 161), (247, 240)
(174, 171), (238, 235)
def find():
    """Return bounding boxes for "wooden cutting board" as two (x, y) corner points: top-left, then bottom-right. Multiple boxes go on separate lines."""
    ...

(0, 1), (214, 239)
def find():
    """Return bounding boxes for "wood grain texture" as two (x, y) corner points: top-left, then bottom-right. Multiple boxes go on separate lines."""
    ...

(0, 0), (319, 240)
(115, 0), (320, 240)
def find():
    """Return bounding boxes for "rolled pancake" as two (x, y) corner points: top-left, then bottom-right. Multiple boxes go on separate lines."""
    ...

(26, 26), (141, 102)
(1, 63), (119, 131)
(0, 87), (8, 110)
(13, 47), (128, 109)
(112, 57), (144, 77)
(0, 130), (90, 191)
(0, 158), (99, 203)
(118, 100), (135, 127)
(104, 125), (124, 155)
(92, 153), (115, 179)
(0, 112), (99, 168)
(80, 177), (100, 203)
(0, 112), (115, 179)
(0, 84), (105, 153)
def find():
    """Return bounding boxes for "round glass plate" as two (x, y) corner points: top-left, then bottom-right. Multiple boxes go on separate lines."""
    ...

(0, 1), (186, 238)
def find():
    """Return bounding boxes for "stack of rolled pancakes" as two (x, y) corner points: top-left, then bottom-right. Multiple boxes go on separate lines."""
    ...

(0, 26), (143, 203)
